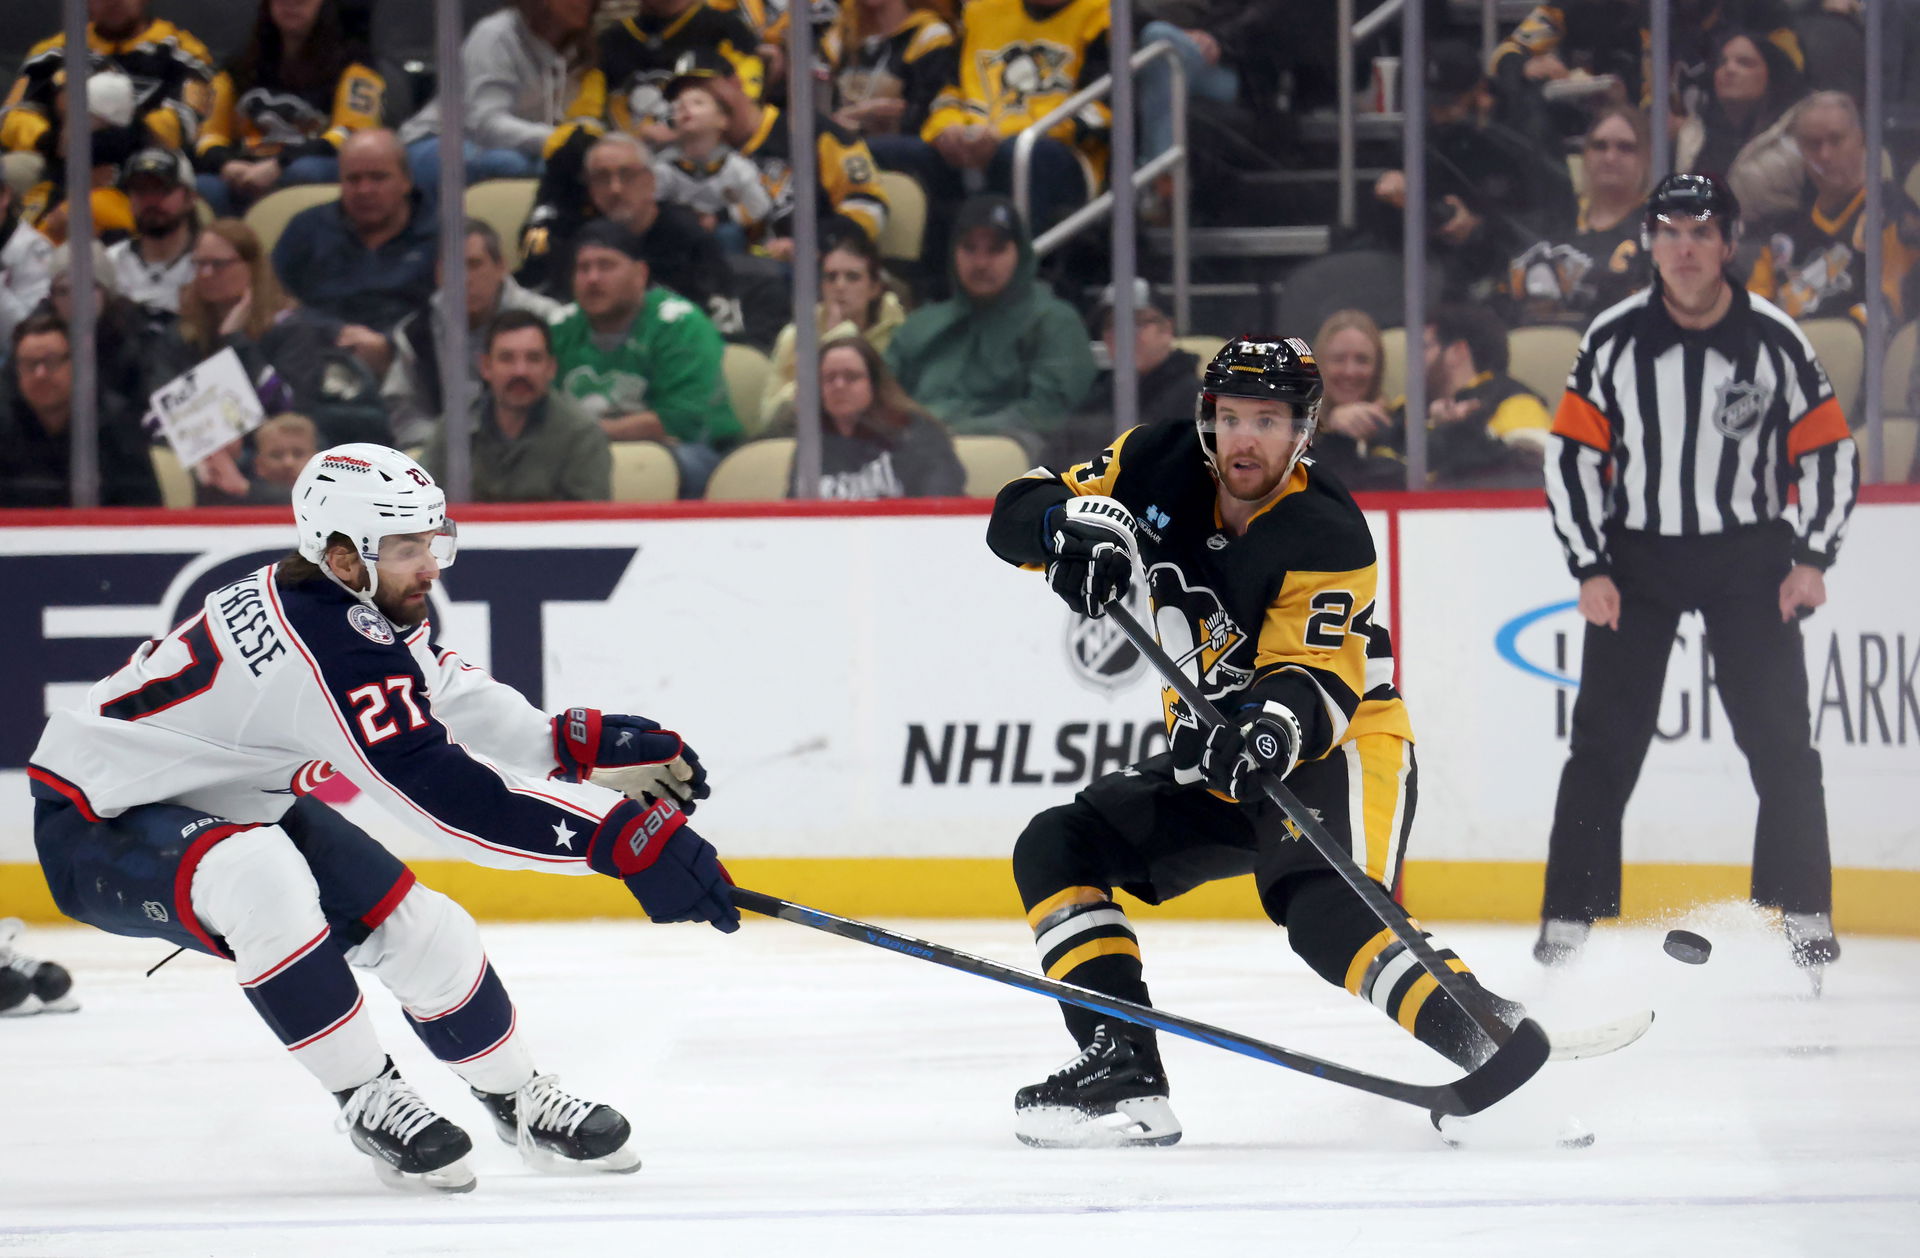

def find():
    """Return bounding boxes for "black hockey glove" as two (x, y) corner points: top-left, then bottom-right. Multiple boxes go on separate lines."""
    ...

(588, 797), (739, 933)
(1197, 702), (1303, 802)
(1044, 495), (1138, 619)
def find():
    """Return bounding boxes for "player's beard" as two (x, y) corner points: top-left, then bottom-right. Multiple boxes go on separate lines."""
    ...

(373, 578), (433, 628)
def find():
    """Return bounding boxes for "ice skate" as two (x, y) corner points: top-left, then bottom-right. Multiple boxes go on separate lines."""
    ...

(1532, 918), (1590, 968)
(0, 918), (79, 1016)
(335, 1059), (476, 1193)
(474, 1073), (641, 1173)
(1014, 1025), (1181, 1148)
(1784, 912), (1840, 996)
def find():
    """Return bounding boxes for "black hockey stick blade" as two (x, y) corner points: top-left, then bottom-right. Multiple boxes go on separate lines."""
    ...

(1103, 601), (1515, 1048)
(733, 887), (1550, 1117)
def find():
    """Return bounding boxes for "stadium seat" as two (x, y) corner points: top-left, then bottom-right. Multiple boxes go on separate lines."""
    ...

(1507, 325), (1582, 403)
(952, 434), (1031, 497)
(608, 440), (680, 501)
(464, 178), (539, 270)
(705, 438), (794, 500)
(1801, 317), (1863, 420)
(1884, 416), (1919, 482)
(242, 183), (339, 255)
(723, 343), (774, 436)
(149, 446), (194, 509)
(876, 170), (927, 264)
(1880, 320), (1917, 415)
(1174, 335), (1226, 377)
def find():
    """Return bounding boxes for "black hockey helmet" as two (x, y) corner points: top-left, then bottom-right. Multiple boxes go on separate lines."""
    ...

(1644, 172), (1741, 242)
(1196, 336), (1324, 479)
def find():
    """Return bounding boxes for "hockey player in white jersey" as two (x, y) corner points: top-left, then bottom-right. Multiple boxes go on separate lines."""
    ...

(27, 444), (737, 1192)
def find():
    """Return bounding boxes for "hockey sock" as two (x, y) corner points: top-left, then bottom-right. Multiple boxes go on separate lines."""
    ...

(347, 885), (534, 1095)
(403, 960), (533, 1096)
(1024, 885), (1154, 1053)
(1269, 873), (1510, 1070)
(192, 829), (385, 1092)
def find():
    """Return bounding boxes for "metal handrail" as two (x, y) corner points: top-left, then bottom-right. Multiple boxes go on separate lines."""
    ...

(1010, 40), (1189, 332)
(1338, 0), (1406, 231)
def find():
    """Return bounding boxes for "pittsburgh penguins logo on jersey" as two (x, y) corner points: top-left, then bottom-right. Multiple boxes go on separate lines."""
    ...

(981, 41), (1074, 112)
(1146, 563), (1253, 698)
(238, 86), (326, 147)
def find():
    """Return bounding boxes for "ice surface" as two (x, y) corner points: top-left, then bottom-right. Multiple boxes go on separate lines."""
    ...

(2, 910), (1916, 1256)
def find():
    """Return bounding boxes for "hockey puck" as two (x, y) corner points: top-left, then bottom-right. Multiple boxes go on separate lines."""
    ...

(1663, 929), (1712, 965)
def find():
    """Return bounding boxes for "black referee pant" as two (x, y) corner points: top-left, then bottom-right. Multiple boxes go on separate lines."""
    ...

(1542, 522), (1832, 922)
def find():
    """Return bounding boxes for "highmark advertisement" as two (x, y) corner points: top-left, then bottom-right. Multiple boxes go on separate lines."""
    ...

(1, 499), (1913, 926)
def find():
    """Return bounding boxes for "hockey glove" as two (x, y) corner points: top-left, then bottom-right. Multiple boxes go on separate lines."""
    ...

(553, 707), (711, 813)
(1198, 701), (1303, 801)
(588, 796), (739, 933)
(1044, 496), (1138, 619)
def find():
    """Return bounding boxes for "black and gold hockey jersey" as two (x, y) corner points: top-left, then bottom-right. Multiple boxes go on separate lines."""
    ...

(599, 1), (766, 133)
(2, 19), (215, 157)
(738, 104), (888, 242)
(922, 0), (1110, 175)
(1747, 184), (1920, 326)
(823, 8), (958, 137)
(196, 62), (385, 169)
(987, 419), (1413, 770)
(1504, 198), (1648, 327)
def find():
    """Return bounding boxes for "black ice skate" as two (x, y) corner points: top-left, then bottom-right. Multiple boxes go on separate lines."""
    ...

(0, 918), (79, 1016)
(1532, 918), (1591, 967)
(1784, 911), (1840, 996)
(474, 1073), (641, 1173)
(1013, 1025), (1181, 1148)
(335, 1059), (476, 1193)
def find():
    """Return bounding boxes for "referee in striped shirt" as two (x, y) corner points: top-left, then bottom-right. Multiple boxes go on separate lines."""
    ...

(1537, 174), (1857, 981)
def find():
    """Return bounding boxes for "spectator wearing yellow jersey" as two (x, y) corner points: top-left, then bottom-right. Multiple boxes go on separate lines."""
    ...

(196, 0), (388, 216)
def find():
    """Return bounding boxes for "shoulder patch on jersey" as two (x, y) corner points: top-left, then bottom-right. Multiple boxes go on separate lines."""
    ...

(347, 603), (396, 644)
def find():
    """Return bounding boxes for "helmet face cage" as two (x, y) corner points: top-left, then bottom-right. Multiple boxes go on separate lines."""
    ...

(1195, 337), (1324, 482)
(292, 446), (455, 596)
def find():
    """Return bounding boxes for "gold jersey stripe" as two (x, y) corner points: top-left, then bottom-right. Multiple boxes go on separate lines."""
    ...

(1045, 935), (1142, 981)
(1025, 884), (1108, 931)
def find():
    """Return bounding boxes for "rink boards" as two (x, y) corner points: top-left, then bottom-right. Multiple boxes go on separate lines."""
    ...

(2, 491), (1916, 933)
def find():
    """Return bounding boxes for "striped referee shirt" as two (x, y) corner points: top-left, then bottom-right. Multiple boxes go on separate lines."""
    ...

(1546, 279), (1858, 579)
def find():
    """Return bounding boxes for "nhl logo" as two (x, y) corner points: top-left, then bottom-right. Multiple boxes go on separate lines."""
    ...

(1064, 596), (1149, 693)
(347, 603), (396, 644)
(1711, 379), (1772, 439)
(142, 900), (170, 924)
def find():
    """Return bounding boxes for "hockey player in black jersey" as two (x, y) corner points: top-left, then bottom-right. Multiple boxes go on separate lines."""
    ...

(986, 338), (1529, 1147)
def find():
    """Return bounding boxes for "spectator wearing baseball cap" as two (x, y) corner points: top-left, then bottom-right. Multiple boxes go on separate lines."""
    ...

(885, 194), (1095, 454)
(548, 218), (742, 497)
(1055, 277), (1202, 464)
(107, 148), (200, 315)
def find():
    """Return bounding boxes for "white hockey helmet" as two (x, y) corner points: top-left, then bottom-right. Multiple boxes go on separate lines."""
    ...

(292, 445), (458, 571)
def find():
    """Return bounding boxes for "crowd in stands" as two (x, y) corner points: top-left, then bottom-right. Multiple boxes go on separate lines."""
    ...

(3, 0), (1918, 509)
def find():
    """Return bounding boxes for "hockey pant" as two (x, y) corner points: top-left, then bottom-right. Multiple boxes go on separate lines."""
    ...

(32, 789), (534, 1095)
(1012, 739), (1506, 1070)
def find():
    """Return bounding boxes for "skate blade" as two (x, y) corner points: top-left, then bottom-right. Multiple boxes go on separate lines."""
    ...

(512, 1135), (644, 1175)
(0, 994), (81, 1017)
(1014, 1097), (1182, 1149)
(372, 1156), (477, 1194)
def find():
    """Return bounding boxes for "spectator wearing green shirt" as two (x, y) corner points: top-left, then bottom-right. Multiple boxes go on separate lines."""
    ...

(425, 308), (611, 502)
(548, 219), (739, 497)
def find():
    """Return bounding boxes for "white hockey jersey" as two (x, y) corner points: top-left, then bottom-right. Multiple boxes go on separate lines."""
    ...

(29, 562), (628, 874)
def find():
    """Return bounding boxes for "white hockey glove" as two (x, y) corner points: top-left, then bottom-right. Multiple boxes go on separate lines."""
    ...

(1045, 495), (1138, 619)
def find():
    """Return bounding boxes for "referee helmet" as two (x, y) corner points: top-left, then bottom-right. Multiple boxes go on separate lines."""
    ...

(1644, 172), (1741, 245)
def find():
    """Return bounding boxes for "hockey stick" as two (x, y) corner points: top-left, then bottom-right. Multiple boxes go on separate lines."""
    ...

(1104, 601), (1519, 1048)
(733, 887), (1548, 1117)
